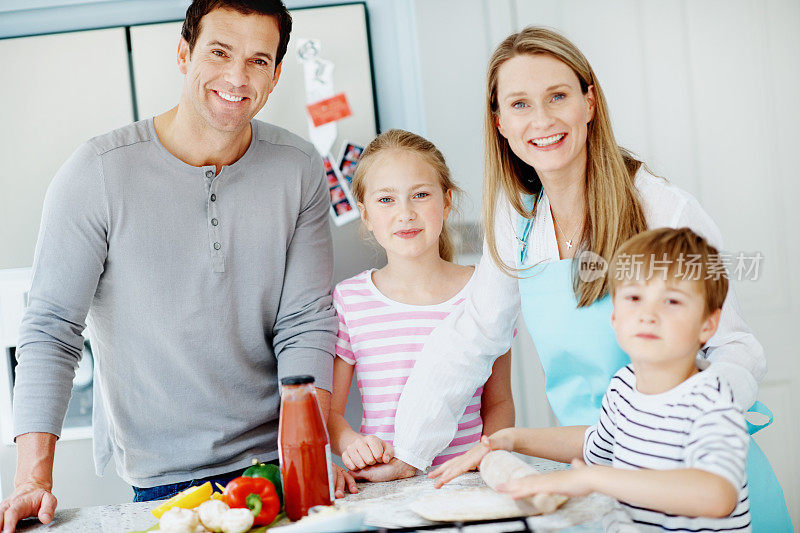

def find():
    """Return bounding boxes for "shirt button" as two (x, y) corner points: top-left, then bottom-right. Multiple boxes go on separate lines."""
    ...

(213, 242), (221, 250)
(205, 170), (214, 178)
(210, 194), (216, 202)
(211, 218), (218, 226)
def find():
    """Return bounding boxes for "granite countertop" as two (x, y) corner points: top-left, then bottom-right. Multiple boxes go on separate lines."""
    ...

(13, 462), (613, 532)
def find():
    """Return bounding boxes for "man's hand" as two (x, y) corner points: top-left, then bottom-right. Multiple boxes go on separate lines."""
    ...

(341, 435), (393, 471)
(349, 458), (416, 482)
(1, 433), (58, 533)
(497, 459), (593, 499)
(0, 482), (57, 533)
(332, 464), (359, 499)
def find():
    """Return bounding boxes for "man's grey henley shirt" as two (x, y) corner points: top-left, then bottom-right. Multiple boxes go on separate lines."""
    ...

(13, 118), (337, 487)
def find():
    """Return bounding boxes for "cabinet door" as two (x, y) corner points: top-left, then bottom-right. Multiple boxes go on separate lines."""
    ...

(0, 28), (134, 269)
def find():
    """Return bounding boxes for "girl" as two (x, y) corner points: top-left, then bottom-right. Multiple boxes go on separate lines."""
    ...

(390, 27), (790, 531)
(327, 129), (515, 481)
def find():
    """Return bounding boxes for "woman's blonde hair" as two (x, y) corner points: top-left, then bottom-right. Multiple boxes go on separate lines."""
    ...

(351, 129), (462, 262)
(484, 26), (648, 306)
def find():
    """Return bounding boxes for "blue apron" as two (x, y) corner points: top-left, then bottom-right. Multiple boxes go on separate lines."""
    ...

(515, 196), (792, 532)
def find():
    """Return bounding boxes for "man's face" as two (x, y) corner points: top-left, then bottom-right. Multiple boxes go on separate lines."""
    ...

(178, 8), (283, 134)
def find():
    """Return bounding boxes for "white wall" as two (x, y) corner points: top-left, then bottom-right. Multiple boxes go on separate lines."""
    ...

(413, 0), (800, 526)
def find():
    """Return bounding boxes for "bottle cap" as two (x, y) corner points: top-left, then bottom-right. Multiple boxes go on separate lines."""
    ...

(280, 375), (315, 386)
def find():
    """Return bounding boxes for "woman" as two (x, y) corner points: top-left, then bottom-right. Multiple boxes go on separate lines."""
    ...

(390, 27), (790, 530)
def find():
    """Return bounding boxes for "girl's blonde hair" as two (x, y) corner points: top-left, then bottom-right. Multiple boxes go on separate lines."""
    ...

(484, 26), (648, 307)
(351, 129), (462, 262)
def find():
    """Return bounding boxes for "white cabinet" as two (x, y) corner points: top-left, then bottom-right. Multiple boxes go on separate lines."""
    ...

(0, 28), (134, 270)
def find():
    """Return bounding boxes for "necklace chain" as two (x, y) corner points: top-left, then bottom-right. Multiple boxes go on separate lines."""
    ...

(551, 209), (581, 250)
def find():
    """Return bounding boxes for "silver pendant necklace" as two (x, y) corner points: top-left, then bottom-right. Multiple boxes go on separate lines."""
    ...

(551, 208), (580, 250)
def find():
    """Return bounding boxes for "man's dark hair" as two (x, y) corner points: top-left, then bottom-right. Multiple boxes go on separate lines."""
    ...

(182, 0), (292, 66)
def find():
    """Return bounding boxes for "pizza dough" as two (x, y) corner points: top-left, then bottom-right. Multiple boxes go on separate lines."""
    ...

(480, 450), (568, 514)
(409, 451), (568, 522)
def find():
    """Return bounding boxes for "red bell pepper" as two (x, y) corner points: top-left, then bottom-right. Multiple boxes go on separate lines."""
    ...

(223, 476), (280, 526)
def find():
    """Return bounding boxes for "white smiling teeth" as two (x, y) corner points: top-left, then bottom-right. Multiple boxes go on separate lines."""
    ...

(532, 133), (565, 146)
(217, 91), (244, 102)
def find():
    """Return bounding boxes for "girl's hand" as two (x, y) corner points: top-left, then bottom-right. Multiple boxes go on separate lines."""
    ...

(341, 435), (393, 470)
(497, 459), (594, 499)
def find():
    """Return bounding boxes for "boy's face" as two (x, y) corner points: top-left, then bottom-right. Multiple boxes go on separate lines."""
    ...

(611, 277), (721, 367)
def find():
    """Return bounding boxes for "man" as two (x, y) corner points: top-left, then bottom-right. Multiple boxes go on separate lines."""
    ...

(0, 1), (355, 530)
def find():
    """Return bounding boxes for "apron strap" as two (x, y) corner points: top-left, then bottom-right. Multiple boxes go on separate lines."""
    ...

(746, 400), (773, 435)
(516, 193), (540, 265)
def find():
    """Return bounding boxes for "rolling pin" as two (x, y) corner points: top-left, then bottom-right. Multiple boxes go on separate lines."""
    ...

(479, 450), (568, 515)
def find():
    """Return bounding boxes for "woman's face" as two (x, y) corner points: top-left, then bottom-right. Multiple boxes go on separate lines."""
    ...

(495, 53), (595, 183)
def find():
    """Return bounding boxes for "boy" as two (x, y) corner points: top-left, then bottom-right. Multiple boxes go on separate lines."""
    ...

(430, 227), (750, 531)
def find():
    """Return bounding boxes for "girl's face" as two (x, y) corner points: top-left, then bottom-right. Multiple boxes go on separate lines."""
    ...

(358, 150), (451, 262)
(495, 53), (595, 182)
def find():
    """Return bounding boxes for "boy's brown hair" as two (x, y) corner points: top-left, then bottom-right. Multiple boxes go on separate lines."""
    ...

(608, 227), (729, 315)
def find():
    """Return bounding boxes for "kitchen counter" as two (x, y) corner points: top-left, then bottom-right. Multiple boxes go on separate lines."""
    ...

(13, 465), (614, 532)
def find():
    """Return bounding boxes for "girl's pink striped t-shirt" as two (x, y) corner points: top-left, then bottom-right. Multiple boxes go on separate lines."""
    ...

(333, 268), (484, 466)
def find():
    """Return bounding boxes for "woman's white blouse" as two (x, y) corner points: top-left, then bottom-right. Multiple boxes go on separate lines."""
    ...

(392, 169), (766, 470)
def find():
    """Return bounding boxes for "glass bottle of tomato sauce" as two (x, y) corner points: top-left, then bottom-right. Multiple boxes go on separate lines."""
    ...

(278, 375), (333, 521)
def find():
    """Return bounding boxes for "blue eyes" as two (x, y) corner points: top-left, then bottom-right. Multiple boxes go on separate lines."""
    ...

(510, 93), (566, 109)
(377, 192), (429, 204)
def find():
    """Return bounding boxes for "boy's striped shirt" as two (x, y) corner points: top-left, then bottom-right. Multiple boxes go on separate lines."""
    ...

(585, 365), (751, 532)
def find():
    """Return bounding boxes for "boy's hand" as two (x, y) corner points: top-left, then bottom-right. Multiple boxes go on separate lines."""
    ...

(341, 435), (393, 470)
(349, 458), (416, 482)
(428, 430), (515, 488)
(332, 464), (359, 498)
(497, 459), (594, 499)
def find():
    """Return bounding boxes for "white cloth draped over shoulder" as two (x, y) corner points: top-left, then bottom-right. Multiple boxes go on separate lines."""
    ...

(392, 169), (766, 470)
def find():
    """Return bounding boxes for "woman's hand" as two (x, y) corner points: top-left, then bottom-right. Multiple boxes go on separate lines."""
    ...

(428, 430), (516, 488)
(497, 459), (594, 499)
(428, 442), (490, 488)
(340, 435), (393, 471)
(349, 458), (416, 482)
